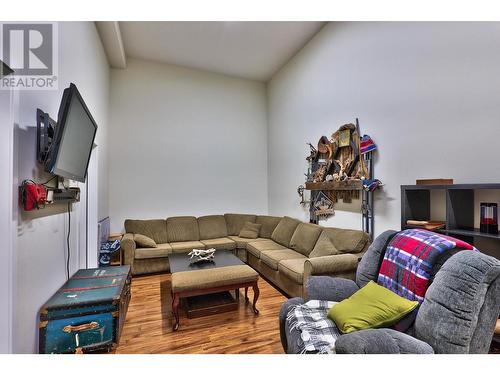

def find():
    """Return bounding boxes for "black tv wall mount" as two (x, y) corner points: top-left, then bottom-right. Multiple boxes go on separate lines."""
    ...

(35, 108), (80, 205)
(36, 108), (57, 166)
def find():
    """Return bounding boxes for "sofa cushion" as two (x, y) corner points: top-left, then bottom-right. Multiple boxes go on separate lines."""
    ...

(227, 236), (266, 249)
(310, 228), (370, 258)
(279, 258), (307, 284)
(124, 219), (168, 244)
(247, 239), (286, 259)
(309, 230), (339, 257)
(236, 248), (247, 263)
(224, 214), (257, 236)
(170, 241), (205, 253)
(239, 222), (262, 239)
(260, 249), (306, 270)
(133, 233), (157, 248)
(167, 216), (200, 242)
(271, 216), (302, 247)
(289, 223), (323, 256)
(135, 243), (172, 259)
(201, 237), (236, 251)
(256, 215), (282, 239)
(198, 215), (228, 240)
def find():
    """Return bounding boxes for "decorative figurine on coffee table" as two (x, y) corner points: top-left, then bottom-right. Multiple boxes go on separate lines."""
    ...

(188, 248), (216, 263)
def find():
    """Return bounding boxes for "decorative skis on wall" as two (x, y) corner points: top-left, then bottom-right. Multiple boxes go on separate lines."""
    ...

(297, 118), (382, 239)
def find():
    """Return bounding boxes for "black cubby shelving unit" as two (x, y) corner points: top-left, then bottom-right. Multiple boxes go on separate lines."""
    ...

(401, 183), (500, 243)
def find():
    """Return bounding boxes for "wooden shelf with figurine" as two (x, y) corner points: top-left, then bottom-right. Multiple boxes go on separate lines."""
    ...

(296, 118), (382, 239)
(305, 180), (363, 191)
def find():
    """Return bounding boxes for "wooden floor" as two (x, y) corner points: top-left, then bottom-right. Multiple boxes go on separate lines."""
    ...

(115, 273), (288, 354)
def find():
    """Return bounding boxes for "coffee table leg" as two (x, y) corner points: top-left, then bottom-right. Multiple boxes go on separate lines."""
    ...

(244, 287), (249, 303)
(172, 293), (180, 331)
(235, 288), (240, 301)
(252, 283), (260, 315)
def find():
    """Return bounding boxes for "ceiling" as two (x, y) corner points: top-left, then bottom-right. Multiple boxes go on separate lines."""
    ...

(100, 22), (325, 82)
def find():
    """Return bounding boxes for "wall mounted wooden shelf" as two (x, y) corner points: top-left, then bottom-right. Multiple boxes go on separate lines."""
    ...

(305, 180), (363, 191)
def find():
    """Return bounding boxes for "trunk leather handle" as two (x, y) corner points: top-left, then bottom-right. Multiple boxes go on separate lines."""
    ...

(63, 321), (99, 333)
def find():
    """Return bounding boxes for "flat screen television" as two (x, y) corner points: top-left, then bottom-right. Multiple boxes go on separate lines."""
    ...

(46, 83), (98, 183)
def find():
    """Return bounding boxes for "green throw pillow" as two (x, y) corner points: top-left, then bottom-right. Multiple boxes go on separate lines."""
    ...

(327, 281), (418, 334)
(134, 233), (157, 248)
(239, 222), (262, 239)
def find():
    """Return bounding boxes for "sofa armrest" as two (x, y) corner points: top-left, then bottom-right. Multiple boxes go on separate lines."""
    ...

(335, 328), (434, 354)
(121, 233), (136, 266)
(304, 253), (362, 278)
(306, 276), (359, 302)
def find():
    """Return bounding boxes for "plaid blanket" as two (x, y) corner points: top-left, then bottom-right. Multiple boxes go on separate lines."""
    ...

(378, 229), (476, 303)
(286, 300), (341, 354)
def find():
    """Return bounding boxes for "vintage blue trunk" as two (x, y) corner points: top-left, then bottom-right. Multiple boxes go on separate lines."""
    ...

(39, 265), (131, 354)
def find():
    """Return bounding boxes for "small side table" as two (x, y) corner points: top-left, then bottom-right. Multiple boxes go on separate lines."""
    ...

(109, 233), (124, 266)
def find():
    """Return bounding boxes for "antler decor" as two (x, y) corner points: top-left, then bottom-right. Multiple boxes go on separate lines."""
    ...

(188, 248), (216, 263)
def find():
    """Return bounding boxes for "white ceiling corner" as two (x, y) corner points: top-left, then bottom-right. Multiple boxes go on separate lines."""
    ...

(95, 21), (127, 69)
(113, 21), (326, 81)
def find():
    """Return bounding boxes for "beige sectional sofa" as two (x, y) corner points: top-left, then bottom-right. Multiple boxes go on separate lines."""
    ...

(121, 214), (370, 298)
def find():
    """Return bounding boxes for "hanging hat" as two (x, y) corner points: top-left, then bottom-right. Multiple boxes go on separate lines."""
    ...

(360, 134), (377, 154)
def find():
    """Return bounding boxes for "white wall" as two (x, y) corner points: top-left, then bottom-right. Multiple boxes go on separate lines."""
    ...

(0, 86), (14, 353)
(267, 22), (500, 237)
(11, 22), (109, 353)
(108, 59), (268, 232)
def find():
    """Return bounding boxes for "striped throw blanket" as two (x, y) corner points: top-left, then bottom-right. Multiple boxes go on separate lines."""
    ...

(378, 229), (476, 303)
(286, 300), (341, 354)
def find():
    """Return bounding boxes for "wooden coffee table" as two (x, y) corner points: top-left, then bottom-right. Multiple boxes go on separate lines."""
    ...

(169, 250), (260, 331)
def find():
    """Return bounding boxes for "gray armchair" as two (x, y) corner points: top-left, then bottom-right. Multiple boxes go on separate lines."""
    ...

(279, 230), (500, 354)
